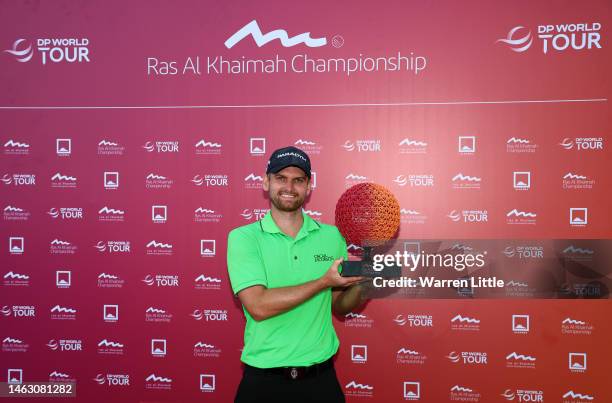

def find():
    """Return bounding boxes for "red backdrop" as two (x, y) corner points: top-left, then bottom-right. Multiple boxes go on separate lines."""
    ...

(1, 0), (610, 401)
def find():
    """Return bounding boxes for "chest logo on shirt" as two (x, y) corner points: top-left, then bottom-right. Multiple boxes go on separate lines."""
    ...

(314, 254), (335, 262)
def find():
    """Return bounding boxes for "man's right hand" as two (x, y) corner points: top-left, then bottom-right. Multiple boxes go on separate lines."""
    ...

(320, 258), (364, 289)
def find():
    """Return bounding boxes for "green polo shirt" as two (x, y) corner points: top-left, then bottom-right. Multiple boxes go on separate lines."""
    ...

(227, 211), (348, 368)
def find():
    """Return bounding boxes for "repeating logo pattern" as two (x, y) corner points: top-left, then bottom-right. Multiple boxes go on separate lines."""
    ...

(1, 6), (607, 402)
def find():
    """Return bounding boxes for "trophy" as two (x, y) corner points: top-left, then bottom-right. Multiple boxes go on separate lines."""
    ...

(335, 183), (401, 277)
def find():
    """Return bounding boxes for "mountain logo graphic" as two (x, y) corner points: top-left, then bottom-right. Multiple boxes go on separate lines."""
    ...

(225, 20), (326, 49)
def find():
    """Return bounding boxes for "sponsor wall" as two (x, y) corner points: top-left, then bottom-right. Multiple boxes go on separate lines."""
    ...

(1, 1), (610, 401)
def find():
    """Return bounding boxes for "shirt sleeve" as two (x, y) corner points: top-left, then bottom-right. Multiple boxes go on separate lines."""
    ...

(226, 228), (268, 295)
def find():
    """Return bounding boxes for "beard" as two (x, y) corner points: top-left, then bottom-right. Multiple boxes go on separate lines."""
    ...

(270, 190), (305, 212)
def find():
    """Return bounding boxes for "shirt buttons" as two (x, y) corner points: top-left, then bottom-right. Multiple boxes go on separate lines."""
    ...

(294, 256), (298, 260)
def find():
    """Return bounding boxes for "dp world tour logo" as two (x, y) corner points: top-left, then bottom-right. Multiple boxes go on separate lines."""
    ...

(4, 39), (33, 62)
(497, 26), (533, 52)
(5, 37), (90, 65)
(498, 23), (602, 54)
(225, 20), (328, 49)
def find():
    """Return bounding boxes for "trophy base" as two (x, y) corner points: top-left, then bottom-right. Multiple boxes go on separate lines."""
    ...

(340, 260), (401, 278)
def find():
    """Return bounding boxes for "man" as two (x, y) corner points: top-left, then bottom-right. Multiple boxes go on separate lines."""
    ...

(227, 146), (366, 402)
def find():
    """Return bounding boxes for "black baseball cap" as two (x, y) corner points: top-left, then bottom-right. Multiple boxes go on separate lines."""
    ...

(266, 146), (312, 179)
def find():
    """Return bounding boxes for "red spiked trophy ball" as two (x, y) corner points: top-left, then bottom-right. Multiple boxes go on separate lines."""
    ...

(335, 183), (401, 277)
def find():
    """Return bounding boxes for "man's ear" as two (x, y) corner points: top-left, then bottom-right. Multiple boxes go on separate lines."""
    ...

(306, 177), (312, 196)
(263, 173), (270, 191)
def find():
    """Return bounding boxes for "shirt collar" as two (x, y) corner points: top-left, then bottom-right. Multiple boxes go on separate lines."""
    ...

(260, 210), (321, 237)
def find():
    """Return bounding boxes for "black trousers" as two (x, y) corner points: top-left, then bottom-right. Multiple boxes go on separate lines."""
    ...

(234, 363), (345, 403)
